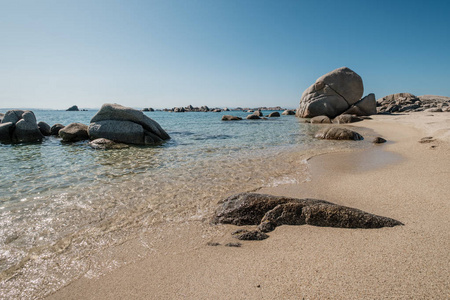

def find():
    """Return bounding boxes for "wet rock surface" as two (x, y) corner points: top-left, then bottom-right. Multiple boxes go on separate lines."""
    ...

(212, 193), (403, 240)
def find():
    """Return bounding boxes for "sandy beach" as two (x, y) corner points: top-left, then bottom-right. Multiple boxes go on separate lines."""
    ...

(47, 112), (450, 299)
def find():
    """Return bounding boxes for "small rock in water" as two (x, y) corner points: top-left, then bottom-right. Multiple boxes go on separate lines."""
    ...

(51, 123), (65, 136)
(268, 111), (280, 117)
(59, 123), (89, 142)
(246, 114), (261, 120)
(222, 115), (242, 121)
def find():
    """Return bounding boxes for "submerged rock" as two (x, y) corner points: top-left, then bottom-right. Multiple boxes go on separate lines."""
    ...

(296, 67), (364, 118)
(315, 127), (364, 140)
(89, 138), (129, 149)
(212, 193), (403, 237)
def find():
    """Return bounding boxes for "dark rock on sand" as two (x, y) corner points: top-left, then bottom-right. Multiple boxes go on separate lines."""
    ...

(332, 114), (363, 124)
(232, 229), (269, 241)
(224, 242), (242, 247)
(38, 121), (51, 136)
(212, 193), (402, 235)
(59, 123), (89, 142)
(343, 93), (377, 116)
(419, 137), (435, 143)
(373, 137), (387, 144)
(88, 103), (170, 145)
(1, 110), (43, 143)
(89, 138), (129, 149)
(310, 116), (332, 124)
(222, 115), (242, 121)
(246, 114), (261, 120)
(296, 67), (364, 118)
(268, 111), (280, 117)
(66, 105), (79, 111)
(315, 127), (364, 140)
(424, 108), (443, 113)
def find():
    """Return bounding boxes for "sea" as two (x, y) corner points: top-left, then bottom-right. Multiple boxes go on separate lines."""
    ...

(0, 108), (375, 299)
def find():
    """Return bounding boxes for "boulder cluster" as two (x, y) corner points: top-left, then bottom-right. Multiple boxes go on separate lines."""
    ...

(0, 110), (44, 143)
(0, 104), (170, 147)
(377, 93), (450, 114)
(212, 193), (402, 240)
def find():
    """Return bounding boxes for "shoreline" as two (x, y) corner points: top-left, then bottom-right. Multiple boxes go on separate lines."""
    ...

(47, 112), (450, 299)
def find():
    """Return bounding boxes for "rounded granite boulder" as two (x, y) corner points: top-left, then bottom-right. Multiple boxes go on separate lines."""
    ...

(296, 67), (364, 118)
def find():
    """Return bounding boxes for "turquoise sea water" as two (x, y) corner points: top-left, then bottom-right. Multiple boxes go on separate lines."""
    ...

(0, 109), (374, 298)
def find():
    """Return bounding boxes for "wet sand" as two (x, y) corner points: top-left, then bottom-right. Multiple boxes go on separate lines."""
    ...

(47, 112), (450, 299)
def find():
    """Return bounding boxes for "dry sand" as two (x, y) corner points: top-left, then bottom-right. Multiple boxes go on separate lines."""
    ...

(47, 112), (450, 300)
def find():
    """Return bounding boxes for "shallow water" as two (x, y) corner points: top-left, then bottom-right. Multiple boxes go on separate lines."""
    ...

(0, 109), (375, 298)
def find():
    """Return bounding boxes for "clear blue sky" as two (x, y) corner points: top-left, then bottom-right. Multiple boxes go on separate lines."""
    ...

(1, 0), (449, 109)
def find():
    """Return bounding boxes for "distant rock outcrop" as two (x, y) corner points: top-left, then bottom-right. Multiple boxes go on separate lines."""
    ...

(377, 93), (450, 114)
(88, 103), (170, 145)
(0, 110), (43, 143)
(212, 193), (402, 240)
(66, 105), (79, 111)
(296, 67), (365, 118)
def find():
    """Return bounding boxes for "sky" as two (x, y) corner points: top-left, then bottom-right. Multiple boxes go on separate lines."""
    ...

(1, 0), (449, 109)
